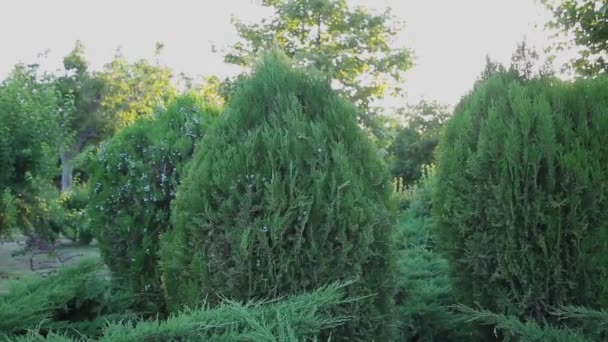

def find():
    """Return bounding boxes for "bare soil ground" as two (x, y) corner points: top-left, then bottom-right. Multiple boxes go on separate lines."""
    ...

(0, 236), (99, 295)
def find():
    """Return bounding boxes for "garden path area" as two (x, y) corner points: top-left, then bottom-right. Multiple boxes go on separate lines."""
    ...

(0, 237), (99, 295)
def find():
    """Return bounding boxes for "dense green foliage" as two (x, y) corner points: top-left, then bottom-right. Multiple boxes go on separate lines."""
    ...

(89, 94), (218, 310)
(4, 332), (75, 342)
(3, 280), (354, 342)
(393, 170), (479, 341)
(0, 65), (58, 192)
(0, 259), (136, 339)
(4, 2), (608, 339)
(0, 176), (63, 241)
(99, 46), (178, 128)
(0, 42), (181, 242)
(434, 73), (608, 324)
(53, 183), (93, 245)
(0, 64), (62, 239)
(456, 304), (608, 341)
(160, 51), (396, 341)
(389, 101), (449, 186)
(54, 42), (106, 191)
(100, 281), (352, 342)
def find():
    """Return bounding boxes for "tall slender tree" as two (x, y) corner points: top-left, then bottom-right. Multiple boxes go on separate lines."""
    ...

(99, 46), (177, 129)
(54, 41), (105, 191)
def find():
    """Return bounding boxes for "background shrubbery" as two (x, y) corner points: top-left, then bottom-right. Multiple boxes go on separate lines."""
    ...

(50, 183), (93, 245)
(0, 261), (356, 341)
(0, 259), (136, 339)
(89, 93), (218, 311)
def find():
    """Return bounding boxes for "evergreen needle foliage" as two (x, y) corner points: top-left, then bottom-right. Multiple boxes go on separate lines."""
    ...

(434, 73), (608, 324)
(160, 50), (397, 341)
(100, 281), (354, 342)
(455, 303), (608, 341)
(89, 94), (219, 311)
(5, 281), (355, 342)
(3, 332), (77, 342)
(454, 304), (591, 342)
(0, 259), (136, 339)
(394, 169), (480, 341)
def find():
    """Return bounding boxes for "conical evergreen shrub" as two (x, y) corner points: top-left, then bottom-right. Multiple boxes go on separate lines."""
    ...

(434, 73), (608, 323)
(159, 50), (396, 341)
(89, 94), (218, 311)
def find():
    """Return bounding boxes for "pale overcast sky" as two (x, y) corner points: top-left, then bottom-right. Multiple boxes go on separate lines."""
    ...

(0, 0), (553, 107)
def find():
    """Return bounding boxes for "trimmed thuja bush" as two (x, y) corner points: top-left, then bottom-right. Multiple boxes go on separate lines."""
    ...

(434, 73), (608, 323)
(160, 50), (397, 341)
(89, 94), (218, 310)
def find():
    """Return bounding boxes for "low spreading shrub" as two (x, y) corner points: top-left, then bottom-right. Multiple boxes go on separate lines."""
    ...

(456, 304), (608, 341)
(101, 281), (353, 342)
(394, 171), (480, 341)
(4, 281), (355, 342)
(0, 259), (137, 339)
(2, 332), (75, 342)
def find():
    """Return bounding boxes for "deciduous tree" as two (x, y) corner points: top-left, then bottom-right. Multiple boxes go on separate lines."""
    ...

(54, 41), (106, 191)
(224, 0), (413, 121)
(99, 46), (177, 129)
(544, 0), (608, 75)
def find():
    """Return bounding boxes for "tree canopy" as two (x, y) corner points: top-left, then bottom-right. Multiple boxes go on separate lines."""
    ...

(0, 65), (59, 191)
(0, 64), (60, 238)
(545, 0), (608, 75)
(224, 0), (414, 117)
(388, 100), (449, 185)
(99, 48), (177, 129)
(54, 42), (106, 190)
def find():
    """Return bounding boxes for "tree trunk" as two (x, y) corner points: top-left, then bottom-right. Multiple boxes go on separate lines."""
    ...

(61, 153), (73, 191)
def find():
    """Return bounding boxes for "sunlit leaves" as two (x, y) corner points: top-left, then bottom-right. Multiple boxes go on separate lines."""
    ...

(99, 51), (177, 129)
(224, 0), (413, 113)
(544, 0), (608, 75)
